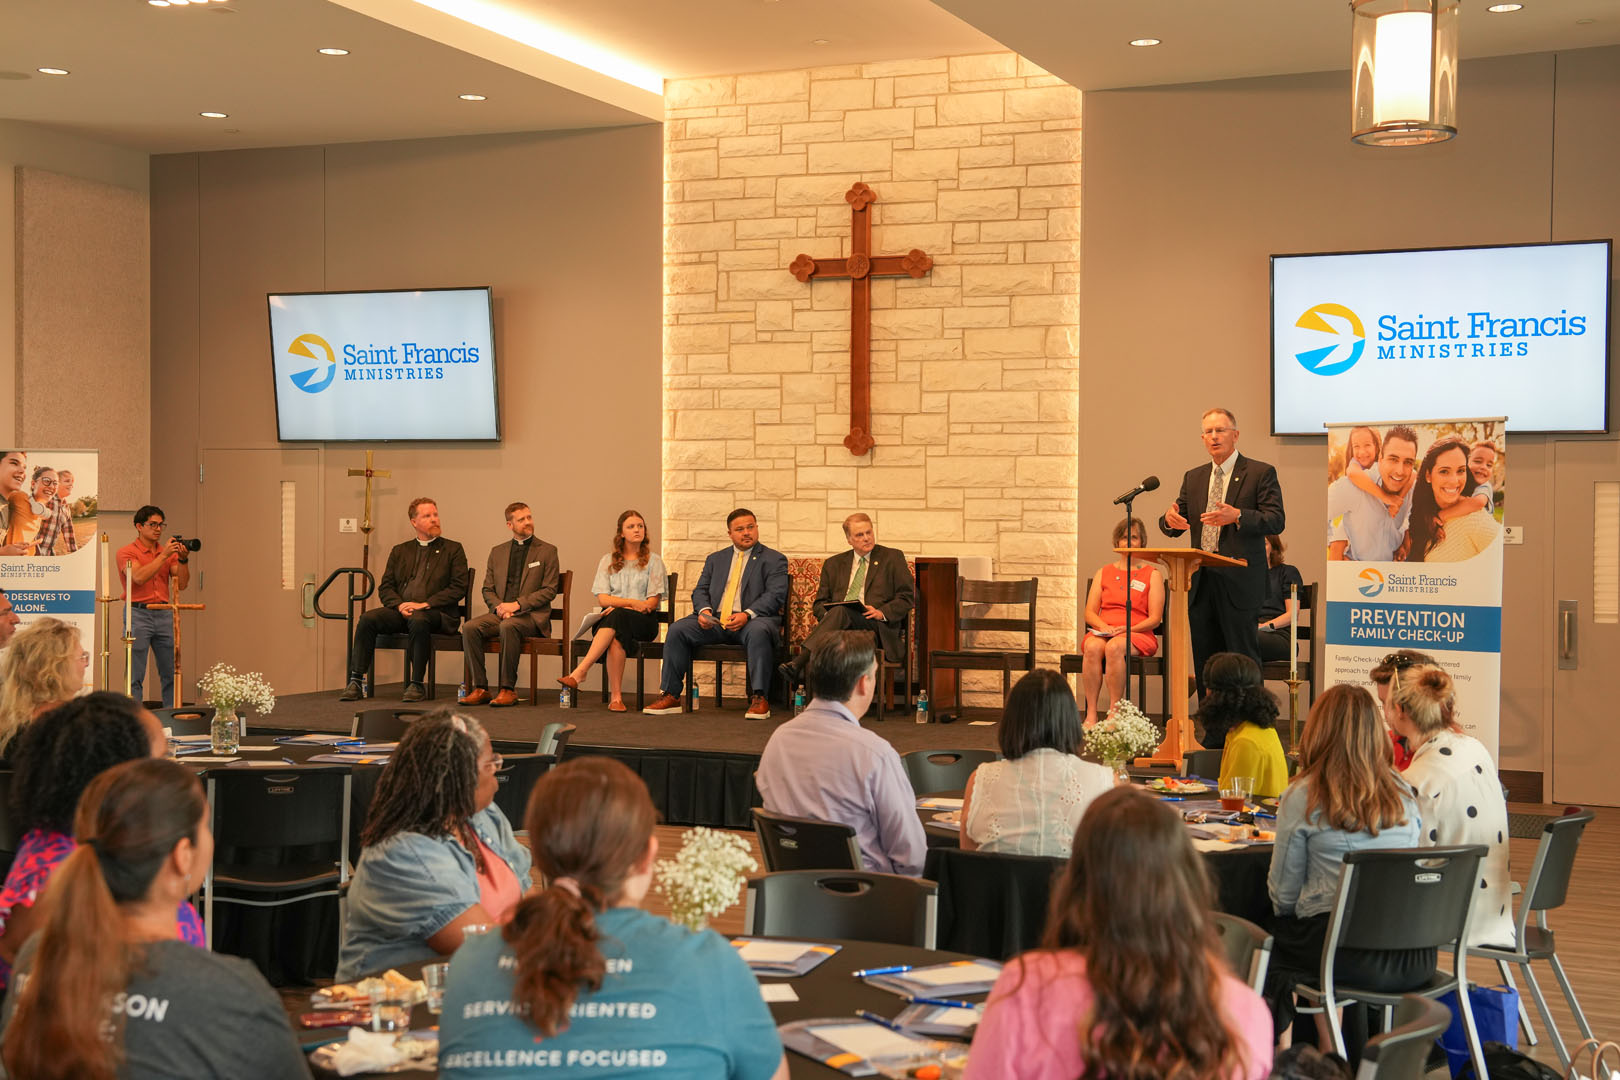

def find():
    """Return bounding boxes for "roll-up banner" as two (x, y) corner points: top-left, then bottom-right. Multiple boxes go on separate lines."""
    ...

(1324, 420), (1505, 758)
(0, 450), (101, 651)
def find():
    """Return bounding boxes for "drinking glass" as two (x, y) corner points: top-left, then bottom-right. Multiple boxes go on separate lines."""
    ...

(369, 985), (411, 1033)
(422, 962), (450, 1016)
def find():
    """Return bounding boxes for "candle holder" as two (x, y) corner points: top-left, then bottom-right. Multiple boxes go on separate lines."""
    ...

(1284, 676), (1307, 750)
(96, 594), (122, 691)
(121, 632), (137, 698)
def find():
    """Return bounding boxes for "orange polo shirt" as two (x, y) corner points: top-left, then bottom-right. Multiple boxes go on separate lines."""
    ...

(116, 540), (179, 605)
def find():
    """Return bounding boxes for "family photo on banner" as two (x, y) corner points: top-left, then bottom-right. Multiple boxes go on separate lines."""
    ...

(0, 449), (101, 646)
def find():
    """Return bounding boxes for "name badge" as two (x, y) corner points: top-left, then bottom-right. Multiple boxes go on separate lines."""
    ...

(527, 561), (542, 569)
(1130, 579), (1147, 592)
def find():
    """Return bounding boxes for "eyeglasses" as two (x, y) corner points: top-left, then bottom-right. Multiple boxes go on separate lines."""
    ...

(36, 478), (58, 488)
(79, 651), (91, 665)
(141, 520), (166, 529)
(480, 753), (504, 774)
(1202, 427), (1234, 437)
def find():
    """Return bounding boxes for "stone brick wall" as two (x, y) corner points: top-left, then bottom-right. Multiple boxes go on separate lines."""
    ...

(662, 52), (1080, 699)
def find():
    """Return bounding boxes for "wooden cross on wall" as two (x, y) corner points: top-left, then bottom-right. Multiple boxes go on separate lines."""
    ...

(789, 182), (933, 456)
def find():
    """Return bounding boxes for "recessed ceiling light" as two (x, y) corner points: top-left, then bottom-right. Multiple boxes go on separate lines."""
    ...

(811, 38), (829, 45)
(200, 111), (228, 118)
(318, 47), (350, 55)
(1128, 37), (1162, 48)
(1486, 3), (1523, 11)
(149, 0), (170, 6)
(458, 93), (487, 101)
(37, 67), (70, 75)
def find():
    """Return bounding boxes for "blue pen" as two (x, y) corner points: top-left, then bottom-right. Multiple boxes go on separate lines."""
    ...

(908, 996), (977, 1009)
(1253, 811), (1277, 820)
(851, 964), (912, 978)
(1158, 795), (1184, 802)
(855, 1009), (906, 1033)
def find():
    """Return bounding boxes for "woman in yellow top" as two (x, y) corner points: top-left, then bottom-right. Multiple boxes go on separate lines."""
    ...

(1200, 652), (1288, 797)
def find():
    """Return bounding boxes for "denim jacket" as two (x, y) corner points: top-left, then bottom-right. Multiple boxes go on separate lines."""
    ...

(337, 804), (532, 981)
(1267, 776), (1422, 920)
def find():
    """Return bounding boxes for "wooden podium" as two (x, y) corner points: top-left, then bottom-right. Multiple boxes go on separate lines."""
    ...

(1118, 546), (1247, 766)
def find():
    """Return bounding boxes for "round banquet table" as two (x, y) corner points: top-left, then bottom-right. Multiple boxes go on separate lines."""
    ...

(290, 939), (989, 1079)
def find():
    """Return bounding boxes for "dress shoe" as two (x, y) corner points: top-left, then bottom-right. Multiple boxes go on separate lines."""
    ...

(777, 662), (801, 690)
(338, 679), (363, 702)
(490, 688), (519, 707)
(401, 684), (425, 703)
(643, 693), (683, 715)
(557, 675), (581, 689)
(458, 687), (491, 706)
(746, 694), (771, 721)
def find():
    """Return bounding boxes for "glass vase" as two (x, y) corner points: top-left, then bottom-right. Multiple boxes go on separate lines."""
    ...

(210, 705), (240, 754)
(1106, 758), (1131, 786)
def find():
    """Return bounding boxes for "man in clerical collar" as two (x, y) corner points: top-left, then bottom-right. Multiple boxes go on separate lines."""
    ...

(340, 497), (469, 703)
(458, 503), (560, 708)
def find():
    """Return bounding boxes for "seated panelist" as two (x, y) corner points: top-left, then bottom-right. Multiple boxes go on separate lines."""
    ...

(457, 502), (559, 709)
(780, 512), (914, 689)
(560, 510), (667, 712)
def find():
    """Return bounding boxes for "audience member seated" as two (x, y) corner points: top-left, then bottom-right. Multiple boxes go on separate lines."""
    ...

(1199, 653), (1288, 797)
(561, 509), (668, 712)
(1265, 685), (1426, 1056)
(1256, 535), (1304, 664)
(960, 669), (1111, 858)
(0, 692), (180, 989)
(1367, 650), (1435, 770)
(1079, 516), (1164, 726)
(1386, 665), (1512, 948)
(338, 710), (532, 981)
(439, 757), (787, 1080)
(0, 758), (310, 1079)
(0, 617), (90, 760)
(756, 631), (926, 876)
(965, 785), (1273, 1079)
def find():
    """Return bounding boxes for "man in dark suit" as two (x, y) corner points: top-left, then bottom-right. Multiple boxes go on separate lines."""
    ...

(340, 497), (470, 702)
(780, 513), (915, 689)
(643, 507), (789, 720)
(1158, 407), (1286, 701)
(457, 502), (560, 708)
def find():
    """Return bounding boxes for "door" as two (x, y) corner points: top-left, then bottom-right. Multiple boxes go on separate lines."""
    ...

(197, 449), (324, 695)
(1551, 438), (1620, 806)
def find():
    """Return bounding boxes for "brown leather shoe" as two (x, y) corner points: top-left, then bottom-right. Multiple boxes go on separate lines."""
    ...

(642, 693), (683, 715)
(746, 694), (771, 721)
(490, 688), (519, 707)
(557, 675), (580, 689)
(458, 687), (491, 706)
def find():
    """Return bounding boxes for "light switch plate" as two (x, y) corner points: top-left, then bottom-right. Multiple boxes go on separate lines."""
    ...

(339, 517), (358, 533)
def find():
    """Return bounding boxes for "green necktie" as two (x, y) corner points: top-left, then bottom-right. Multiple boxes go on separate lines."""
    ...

(844, 555), (867, 603)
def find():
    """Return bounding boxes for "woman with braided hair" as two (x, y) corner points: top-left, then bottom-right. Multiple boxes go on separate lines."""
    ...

(438, 757), (787, 1079)
(337, 709), (531, 981)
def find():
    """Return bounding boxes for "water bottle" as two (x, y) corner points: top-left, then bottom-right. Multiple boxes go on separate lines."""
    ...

(559, 684), (572, 709)
(458, 680), (468, 702)
(793, 687), (806, 716)
(688, 680), (699, 712)
(915, 690), (929, 725)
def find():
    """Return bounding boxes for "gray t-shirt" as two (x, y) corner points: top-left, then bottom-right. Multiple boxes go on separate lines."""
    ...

(0, 937), (310, 1080)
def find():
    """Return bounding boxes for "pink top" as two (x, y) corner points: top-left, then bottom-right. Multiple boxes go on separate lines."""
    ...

(964, 950), (1274, 1080)
(474, 834), (523, 922)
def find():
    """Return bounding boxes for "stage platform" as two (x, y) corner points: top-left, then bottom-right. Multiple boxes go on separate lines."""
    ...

(258, 685), (1003, 829)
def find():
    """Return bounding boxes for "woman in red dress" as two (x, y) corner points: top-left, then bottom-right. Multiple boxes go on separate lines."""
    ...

(1080, 517), (1165, 726)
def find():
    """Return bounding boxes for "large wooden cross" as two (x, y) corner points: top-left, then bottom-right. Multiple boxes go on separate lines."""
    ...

(789, 182), (933, 456)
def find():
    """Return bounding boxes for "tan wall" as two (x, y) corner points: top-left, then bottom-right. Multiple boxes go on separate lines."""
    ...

(1080, 47), (1620, 776)
(150, 126), (664, 690)
(663, 53), (1082, 692)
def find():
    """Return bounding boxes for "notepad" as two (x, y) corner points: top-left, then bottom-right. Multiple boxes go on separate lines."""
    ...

(275, 734), (363, 745)
(337, 742), (398, 753)
(732, 938), (841, 976)
(924, 1007), (979, 1029)
(906, 962), (1001, 988)
(170, 734), (212, 743)
(739, 941), (818, 965)
(808, 1022), (929, 1059)
(759, 983), (798, 1003)
(915, 797), (964, 810)
(182, 755), (252, 764)
(227, 760), (303, 769)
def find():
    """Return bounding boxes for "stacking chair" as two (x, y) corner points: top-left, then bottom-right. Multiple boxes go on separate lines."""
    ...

(923, 847), (1063, 961)
(346, 760), (386, 861)
(490, 752), (557, 826)
(367, 569), (474, 700)
(1469, 809), (1596, 1069)
(1260, 582), (1318, 708)
(900, 748), (1000, 797)
(1213, 912), (1273, 994)
(1291, 844), (1488, 1080)
(743, 870), (937, 948)
(1183, 748), (1223, 780)
(751, 808), (861, 872)
(536, 721), (576, 757)
(202, 766), (352, 952)
(929, 578), (1038, 713)
(349, 708), (427, 741)
(154, 705), (215, 736)
(1353, 994), (1454, 1080)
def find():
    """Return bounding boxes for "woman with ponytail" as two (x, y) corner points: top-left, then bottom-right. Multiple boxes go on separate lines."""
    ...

(1387, 664), (1511, 947)
(1199, 652), (1288, 797)
(965, 785), (1271, 1079)
(0, 758), (308, 1080)
(438, 757), (786, 1079)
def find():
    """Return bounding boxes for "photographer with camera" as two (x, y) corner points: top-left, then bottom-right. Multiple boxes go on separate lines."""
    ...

(116, 505), (196, 707)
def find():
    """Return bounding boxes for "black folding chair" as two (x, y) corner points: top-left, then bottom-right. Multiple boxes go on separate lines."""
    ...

(923, 846), (1062, 961)
(751, 808), (861, 872)
(1353, 994), (1453, 1080)
(900, 748), (999, 796)
(1183, 748), (1223, 780)
(743, 870), (937, 948)
(348, 708), (427, 741)
(491, 752), (557, 827)
(1213, 912), (1273, 994)
(154, 705), (215, 737)
(536, 721), (576, 757)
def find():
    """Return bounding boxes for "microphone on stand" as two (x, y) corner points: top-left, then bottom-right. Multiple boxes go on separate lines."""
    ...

(1112, 475), (1160, 505)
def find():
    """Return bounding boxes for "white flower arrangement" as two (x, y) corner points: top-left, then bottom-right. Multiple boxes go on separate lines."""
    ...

(653, 827), (757, 932)
(197, 663), (277, 717)
(1083, 698), (1162, 764)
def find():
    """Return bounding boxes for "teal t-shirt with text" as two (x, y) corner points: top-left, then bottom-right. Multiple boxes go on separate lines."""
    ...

(438, 906), (782, 1079)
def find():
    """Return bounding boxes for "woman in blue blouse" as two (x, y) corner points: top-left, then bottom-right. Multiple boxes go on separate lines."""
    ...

(337, 710), (532, 981)
(559, 510), (667, 712)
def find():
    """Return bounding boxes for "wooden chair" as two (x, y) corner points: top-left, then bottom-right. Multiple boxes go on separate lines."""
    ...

(1261, 581), (1317, 707)
(1058, 573), (1171, 723)
(570, 573), (677, 712)
(928, 578), (1038, 714)
(367, 569), (475, 700)
(448, 570), (574, 704)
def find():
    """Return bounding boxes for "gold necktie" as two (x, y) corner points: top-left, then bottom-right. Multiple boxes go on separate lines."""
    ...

(719, 550), (748, 621)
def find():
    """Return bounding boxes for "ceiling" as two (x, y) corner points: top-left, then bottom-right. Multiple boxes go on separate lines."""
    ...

(1, 0), (1617, 154)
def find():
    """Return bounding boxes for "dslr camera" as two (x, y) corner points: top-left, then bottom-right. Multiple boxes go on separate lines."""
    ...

(170, 535), (203, 552)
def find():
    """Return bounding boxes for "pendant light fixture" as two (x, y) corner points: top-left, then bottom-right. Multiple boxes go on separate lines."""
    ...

(1350, 0), (1461, 146)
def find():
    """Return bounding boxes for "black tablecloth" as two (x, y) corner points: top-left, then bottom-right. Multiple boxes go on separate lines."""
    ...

(290, 940), (988, 1079)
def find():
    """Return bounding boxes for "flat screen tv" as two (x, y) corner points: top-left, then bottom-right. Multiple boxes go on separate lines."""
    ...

(269, 287), (499, 441)
(1271, 239), (1611, 436)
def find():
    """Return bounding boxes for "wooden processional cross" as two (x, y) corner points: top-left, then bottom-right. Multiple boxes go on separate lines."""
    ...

(789, 182), (933, 456)
(347, 451), (391, 589)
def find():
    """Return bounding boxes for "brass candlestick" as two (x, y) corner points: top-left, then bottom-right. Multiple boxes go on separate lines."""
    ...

(1285, 676), (1307, 749)
(122, 632), (136, 697)
(96, 594), (121, 691)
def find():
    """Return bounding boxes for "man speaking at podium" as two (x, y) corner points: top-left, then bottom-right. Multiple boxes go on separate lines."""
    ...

(1158, 408), (1285, 701)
